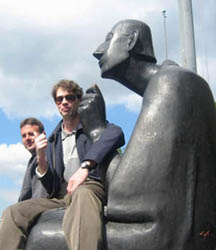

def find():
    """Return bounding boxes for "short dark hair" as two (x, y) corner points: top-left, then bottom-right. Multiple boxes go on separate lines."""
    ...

(20, 118), (44, 134)
(52, 80), (83, 101)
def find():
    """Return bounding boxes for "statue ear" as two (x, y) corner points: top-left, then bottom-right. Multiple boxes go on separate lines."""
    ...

(128, 30), (138, 51)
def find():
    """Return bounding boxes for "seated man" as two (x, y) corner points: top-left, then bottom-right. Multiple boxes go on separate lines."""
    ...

(0, 80), (125, 250)
(18, 117), (49, 201)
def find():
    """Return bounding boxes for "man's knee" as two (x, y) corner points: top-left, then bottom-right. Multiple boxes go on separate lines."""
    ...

(1, 203), (22, 226)
(73, 184), (95, 201)
(67, 183), (102, 208)
(3, 201), (38, 231)
(1, 206), (11, 223)
(2, 203), (18, 218)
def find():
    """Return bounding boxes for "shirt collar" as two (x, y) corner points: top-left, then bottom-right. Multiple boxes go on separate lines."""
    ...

(61, 123), (76, 141)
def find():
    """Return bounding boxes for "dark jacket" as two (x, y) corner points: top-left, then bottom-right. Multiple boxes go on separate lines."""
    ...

(40, 120), (125, 198)
(18, 154), (49, 201)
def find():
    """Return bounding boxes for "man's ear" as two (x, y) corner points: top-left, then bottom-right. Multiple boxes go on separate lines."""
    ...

(128, 30), (139, 51)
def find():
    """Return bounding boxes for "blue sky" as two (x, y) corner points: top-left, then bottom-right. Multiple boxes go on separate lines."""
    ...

(0, 0), (215, 215)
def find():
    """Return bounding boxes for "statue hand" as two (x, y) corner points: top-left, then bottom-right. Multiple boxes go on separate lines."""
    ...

(78, 84), (107, 142)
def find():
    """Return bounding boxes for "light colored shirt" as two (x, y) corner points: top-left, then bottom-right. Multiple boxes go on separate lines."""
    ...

(61, 127), (80, 182)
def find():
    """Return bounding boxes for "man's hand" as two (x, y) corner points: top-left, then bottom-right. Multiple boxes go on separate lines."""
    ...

(66, 167), (89, 194)
(66, 160), (96, 194)
(34, 132), (48, 174)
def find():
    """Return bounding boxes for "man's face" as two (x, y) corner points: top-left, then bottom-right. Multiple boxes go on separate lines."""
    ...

(93, 22), (130, 78)
(55, 87), (80, 119)
(21, 125), (40, 154)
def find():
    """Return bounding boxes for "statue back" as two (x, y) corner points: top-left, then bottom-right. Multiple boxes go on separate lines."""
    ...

(106, 62), (216, 250)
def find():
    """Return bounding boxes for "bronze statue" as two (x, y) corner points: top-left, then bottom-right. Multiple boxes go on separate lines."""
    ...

(93, 19), (216, 250)
(25, 19), (216, 250)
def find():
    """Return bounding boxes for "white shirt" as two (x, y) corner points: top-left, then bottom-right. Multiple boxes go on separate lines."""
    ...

(61, 127), (80, 182)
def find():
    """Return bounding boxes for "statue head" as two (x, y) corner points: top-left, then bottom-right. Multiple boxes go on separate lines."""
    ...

(93, 19), (156, 79)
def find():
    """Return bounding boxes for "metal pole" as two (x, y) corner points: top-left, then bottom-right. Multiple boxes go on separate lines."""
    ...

(178, 0), (197, 73)
(162, 10), (168, 59)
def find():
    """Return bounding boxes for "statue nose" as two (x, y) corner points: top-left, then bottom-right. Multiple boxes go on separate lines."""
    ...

(93, 50), (102, 60)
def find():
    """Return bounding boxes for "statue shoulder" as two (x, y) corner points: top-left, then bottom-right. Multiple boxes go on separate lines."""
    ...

(161, 59), (179, 67)
(152, 60), (202, 87)
(147, 61), (210, 102)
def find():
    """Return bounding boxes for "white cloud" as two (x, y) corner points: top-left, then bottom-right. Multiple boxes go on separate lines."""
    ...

(0, 188), (20, 204)
(0, 0), (215, 120)
(107, 93), (142, 113)
(0, 70), (59, 118)
(125, 94), (142, 113)
(0, 188), (21, 215)
(0, 143), (29, 181)
(0, 143), (30, 211)
(0, 0), (173, 29)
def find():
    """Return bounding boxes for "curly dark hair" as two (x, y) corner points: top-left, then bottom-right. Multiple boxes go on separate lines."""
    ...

(52, 80), (83, 101)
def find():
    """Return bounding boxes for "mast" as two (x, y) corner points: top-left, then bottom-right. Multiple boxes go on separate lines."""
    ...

(178, 0), (197, 73)
(162, 10), (168, 59)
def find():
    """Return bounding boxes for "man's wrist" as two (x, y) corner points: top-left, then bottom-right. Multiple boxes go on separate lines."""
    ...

(36, 158), (48, 176)
(81, 161), (96, 170)
(36, 150), (46, 162)
(36, 166), (48, 178)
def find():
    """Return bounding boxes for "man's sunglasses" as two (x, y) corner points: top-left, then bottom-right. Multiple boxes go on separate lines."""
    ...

(55, 94), (77, 104)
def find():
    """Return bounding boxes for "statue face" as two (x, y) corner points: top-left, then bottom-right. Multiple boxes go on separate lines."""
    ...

(93, 23), (130, 78)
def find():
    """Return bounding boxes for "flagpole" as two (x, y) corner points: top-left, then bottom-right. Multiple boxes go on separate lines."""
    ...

(178, 0), (197, 73)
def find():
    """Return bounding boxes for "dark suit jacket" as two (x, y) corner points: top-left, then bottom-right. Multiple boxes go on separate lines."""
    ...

(39, 121), (125, 198)
(18, 154), (49, 202)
